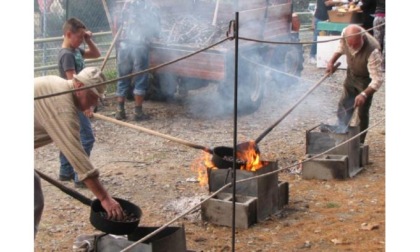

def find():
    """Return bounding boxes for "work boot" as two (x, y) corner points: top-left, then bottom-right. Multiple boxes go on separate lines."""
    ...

(115, 110), (126, 120)
(134, 106), (150, 121)
(58, 172), (75, 181)
(74, 174), (87, 189)
(74, 181), (87, 189)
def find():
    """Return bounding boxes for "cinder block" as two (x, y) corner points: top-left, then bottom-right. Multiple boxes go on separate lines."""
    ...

(127, 226), (187, 252)
(201, 192), (257, 229)
(302, 154), (349, 180)
(208, 161), (280, 221)
(278, 181), (289, 208)
(360, 144), (369, 167)
(306, 125), (361, 178)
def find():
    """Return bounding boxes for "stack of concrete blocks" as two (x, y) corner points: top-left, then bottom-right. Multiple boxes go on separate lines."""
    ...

(201, 161), (289, 228)
(302, 124), (369, 180)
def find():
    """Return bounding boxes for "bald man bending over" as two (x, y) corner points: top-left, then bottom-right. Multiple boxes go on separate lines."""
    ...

(326, 24), (384, 143)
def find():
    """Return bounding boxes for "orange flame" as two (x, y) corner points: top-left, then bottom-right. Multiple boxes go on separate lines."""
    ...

(190, 152), (216, 187)
(237, 141), (264, 171)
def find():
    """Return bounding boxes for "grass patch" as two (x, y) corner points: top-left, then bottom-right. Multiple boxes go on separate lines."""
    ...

(103, 69), (118, 94)
(325, 202), (340, 208)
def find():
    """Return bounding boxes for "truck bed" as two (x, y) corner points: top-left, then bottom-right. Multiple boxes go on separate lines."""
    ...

(148, 0), (293, 81)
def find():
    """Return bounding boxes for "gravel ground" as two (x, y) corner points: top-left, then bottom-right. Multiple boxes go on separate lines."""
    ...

(34, 37), (385, 251)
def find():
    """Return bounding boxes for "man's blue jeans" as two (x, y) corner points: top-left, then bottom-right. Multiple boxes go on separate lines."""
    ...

(59, 111), (95, 182)
(116, 42), (150, 97)
(310, 17), (321, 58)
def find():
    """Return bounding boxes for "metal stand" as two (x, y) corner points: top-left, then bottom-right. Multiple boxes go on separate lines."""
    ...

(232, 11), (239, 252)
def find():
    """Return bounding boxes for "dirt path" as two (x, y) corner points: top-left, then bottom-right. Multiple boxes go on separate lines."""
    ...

(34, 50), (385, 251)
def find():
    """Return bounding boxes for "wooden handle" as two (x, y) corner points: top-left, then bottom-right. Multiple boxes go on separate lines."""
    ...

(255, 62), (341, 144)
(100, 26), (123, 71)
(93, 113), (213, 153)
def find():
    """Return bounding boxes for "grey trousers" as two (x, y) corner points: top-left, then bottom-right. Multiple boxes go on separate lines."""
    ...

(337, 71), (373, 144)
(34, 172), (44, 238)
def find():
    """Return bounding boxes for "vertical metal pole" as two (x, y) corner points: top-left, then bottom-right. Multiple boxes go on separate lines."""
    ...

(231, 11), (239, 252)
(42, 0), (47, 76)
(65, 0), (69, 20)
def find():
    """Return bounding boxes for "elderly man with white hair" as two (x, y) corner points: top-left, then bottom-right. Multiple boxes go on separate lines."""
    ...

(34, 67), (125, 237)
(326, 24), (384, 144)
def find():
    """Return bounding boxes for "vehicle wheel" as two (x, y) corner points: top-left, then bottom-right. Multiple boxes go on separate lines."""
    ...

(269, 43), (304, 87)
(218, 57), (265, 115)
(146, 73), (178, 101)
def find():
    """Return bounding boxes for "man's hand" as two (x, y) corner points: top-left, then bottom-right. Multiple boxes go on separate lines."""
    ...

(325, 62), (334, 75)
(354, 94), (367, 107)
(100, 195), (125, 221)
(84, 108), (93, 118)
(84, 30), (93, 42)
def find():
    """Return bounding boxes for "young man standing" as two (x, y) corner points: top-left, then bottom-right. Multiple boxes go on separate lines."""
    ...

(57, 18), (101, 187)
(114, 0), (160, 121)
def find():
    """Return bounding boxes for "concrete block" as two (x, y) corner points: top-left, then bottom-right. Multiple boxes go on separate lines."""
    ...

(360, 144), (369, 167)
(127, 226), (187, 252)
(302, 154), (349, 180)
(306, 125), (361, 178)
(278, 181), (289, 209)
(208, 161), (280, 221)
(201, 192), (257, 229)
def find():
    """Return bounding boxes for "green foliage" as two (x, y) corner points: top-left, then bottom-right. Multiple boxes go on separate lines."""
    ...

(103, 69), (118, 94)
(325, 202), (340, 208)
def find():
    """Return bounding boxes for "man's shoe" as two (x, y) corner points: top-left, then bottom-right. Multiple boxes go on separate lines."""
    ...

(59, 173), (75, 181)
(115, 110), (126, 120)
(74, 181), (87, 189)
(134, 112), (151, 121)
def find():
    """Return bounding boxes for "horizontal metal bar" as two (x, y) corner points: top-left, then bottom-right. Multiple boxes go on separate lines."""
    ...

(34, 31), (113, 44)
(34, 56), (116, 72)
(34, 43), (113, 53)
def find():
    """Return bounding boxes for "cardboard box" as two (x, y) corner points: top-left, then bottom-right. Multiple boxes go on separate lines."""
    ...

(328, 10), (363, 23)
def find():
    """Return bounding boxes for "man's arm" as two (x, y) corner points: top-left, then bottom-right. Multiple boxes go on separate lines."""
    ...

(326, 30), (346, 74)
(65, 70), (76, 80)
(41, 113), (124, 220)
(354, 49), (384, 107)
(324, 0), (336, 7)
(83, 31), (101, 59)
(63, 69), (93, 117)
(326, 52), (342, 74)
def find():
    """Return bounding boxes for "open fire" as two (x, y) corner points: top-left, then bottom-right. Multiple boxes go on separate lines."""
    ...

(191, 141), (265, 186)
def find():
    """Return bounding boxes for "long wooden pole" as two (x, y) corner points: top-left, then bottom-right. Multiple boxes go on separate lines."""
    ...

(93, 113), (212, 153)
(100, 26), (123, 71)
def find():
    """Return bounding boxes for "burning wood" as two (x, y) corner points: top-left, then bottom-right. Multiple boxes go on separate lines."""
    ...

(190, 152), (215, 187)
(191, 141), (266, 186)
(237, 141), (264, 172)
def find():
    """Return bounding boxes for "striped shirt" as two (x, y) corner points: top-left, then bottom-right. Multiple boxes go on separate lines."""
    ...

(335, 29), (384, 91)
(34, 76), (99, 181)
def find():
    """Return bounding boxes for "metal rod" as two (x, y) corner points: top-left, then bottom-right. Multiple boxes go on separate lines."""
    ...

(254, 62), (341, 144)
(34, 31), (112, 44)
(102, 0), (114, 32)
(65, 0), (69, 20)
(232, 12), (239, 252)
(35, 170), (92, 206)
(34, 56), (117, 72)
